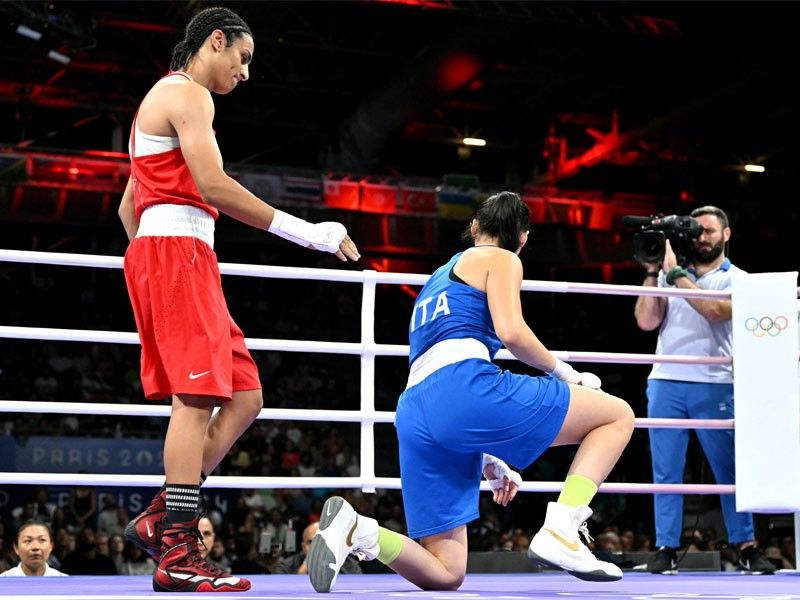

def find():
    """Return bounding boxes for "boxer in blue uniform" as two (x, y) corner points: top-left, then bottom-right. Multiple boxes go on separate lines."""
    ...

(308, 192), (635, 593)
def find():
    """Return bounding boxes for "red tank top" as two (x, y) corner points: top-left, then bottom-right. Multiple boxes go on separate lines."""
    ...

(129, 71), (219, 220)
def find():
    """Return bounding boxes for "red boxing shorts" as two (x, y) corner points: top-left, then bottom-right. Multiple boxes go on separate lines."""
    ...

(123, 235), (261, 401)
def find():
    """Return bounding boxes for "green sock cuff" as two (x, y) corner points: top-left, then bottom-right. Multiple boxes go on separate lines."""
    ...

(377, 527), (403, 565)
(557, 474), (598, 507)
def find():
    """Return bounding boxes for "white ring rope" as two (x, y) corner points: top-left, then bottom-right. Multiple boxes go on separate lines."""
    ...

(0, 249), (741, 495)
(0, 325), (732, 365)
(0, 249), (729, 298)
(0, 400), (734, 430)
(0, 472), (734, 495)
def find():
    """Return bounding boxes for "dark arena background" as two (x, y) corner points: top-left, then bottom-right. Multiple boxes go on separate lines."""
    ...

(0, 1), (798, 598)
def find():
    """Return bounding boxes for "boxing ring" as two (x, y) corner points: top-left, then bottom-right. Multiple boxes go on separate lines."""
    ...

(4, 572), (800, 599)
(0, 248), (798, 599)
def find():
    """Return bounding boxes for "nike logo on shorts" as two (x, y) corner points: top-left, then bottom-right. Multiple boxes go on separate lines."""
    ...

(146, 521), (154, 537)
(189, 370), (212, 380)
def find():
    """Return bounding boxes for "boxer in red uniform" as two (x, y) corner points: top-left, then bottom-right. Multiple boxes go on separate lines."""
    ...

(117, 6), (359, 592)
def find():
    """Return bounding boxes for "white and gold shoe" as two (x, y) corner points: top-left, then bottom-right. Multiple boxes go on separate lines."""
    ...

(308, 496), (379, 593)
(528, 502), (622, 582)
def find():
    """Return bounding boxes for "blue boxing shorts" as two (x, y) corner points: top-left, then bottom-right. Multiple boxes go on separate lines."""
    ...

(395, 359), (570, 539)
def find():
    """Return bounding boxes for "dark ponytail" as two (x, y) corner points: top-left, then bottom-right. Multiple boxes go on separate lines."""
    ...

(462, 191), (530, 252)
(170, 6), (252, 71)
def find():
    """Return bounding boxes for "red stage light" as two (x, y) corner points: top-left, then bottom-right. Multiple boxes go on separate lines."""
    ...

(437, 54), (483, 94)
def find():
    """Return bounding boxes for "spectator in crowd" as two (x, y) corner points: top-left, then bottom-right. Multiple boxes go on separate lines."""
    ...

(95, 533), (111, 557)
(634, 534), (652, 552)
(237, 514), (259, 547)
(121, 542), (156, 576)
(109, 534), (126, 574)
(297, 451), (317, 477)
(208, 539), (232, 572)
(335, 443), (359, 477)
(230, 533), (266, 575)
(1, 519), (66, 576)
(198, 516), (216, 560)
(763, 544), (793, 571)
(382, 505), (405, 534)
(10, 503), (36, 533)
(0, 522), (10, 572)
(265, 509), (288, 549)
(96, 494), (125, 537)
(67, 484), (97, 532)
(60, 528), (117, 575)
(50, 508), (67, 536)
(29, 489), (57, 526)
(51, 529), (75, 568)
(511, 532), (531, 552)
(620, 529), (635, 553)
(596, 531), (622, 553)
(198, 516), (230, 572)
(241, 489), (266, 522)
(780, 536), (795, 568)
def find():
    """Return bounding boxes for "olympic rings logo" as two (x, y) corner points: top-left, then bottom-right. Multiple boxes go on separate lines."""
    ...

(743, 315), (789, 337)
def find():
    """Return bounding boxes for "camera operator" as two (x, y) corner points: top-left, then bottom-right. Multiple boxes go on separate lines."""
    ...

(634, 205), (774, 575)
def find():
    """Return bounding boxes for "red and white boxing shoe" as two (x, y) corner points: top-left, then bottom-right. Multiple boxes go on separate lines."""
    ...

(125, 486), (166, 560)
(153, 519), (250, 592)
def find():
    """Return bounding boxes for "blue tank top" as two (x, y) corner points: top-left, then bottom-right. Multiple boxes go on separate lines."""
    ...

(408, 252), (503, 365)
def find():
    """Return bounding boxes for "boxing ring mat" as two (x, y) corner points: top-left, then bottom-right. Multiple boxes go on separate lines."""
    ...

(2, 571), (800, 599)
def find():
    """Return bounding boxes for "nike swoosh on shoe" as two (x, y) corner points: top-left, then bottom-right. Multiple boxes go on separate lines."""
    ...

(544, 528), (580, 551)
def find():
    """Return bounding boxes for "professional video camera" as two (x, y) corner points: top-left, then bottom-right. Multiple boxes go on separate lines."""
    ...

(621, 214), (703, 265)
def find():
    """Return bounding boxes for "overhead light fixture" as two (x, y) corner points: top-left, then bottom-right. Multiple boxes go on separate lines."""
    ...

(462, 137), (486, 147)
(744, 164), (765, 173)
(48, 50), (71, 65)
(16, 24), (42, 40)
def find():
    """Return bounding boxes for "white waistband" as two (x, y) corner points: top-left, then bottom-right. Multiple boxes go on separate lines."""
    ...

(136, 204), (215, 249)
(406, 338), (490, 389)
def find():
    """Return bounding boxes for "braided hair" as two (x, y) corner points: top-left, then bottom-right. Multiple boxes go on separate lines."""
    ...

(463, 191), (530, 252)
(170, 6), (252, 71)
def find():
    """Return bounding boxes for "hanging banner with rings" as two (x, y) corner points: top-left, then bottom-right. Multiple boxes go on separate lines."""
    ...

(732, 271), (800, 512)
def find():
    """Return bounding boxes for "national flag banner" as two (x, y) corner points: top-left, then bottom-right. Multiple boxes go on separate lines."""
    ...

(436, 185), (477, 218)
(282, 174), (324, 203)
(323, 176), (360, 210)
(361, 180), (398, 213)
(399, 185), (437, 214)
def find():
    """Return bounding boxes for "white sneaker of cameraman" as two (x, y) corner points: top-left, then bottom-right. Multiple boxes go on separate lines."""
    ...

(528, 502), (622, 582)
(308, 496), (379, 593)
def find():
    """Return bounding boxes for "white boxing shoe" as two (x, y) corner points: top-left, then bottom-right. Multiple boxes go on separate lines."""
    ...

(528, 502), (622, 582)
(308, 496), (379, 593)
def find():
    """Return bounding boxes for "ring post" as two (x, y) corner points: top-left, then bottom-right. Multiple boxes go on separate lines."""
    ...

(732, 272), (800, 521)
(360, 270), (378, 493)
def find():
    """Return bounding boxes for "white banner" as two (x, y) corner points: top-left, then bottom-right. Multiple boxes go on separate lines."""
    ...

(732, 271), (800, 512)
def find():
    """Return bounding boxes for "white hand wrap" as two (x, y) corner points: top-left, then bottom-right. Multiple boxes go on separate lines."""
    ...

(482, 453), (522, 491)
(577, 371), (602, 389)
(268, 209), (346, 254)
(549, 358), (602, 390)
